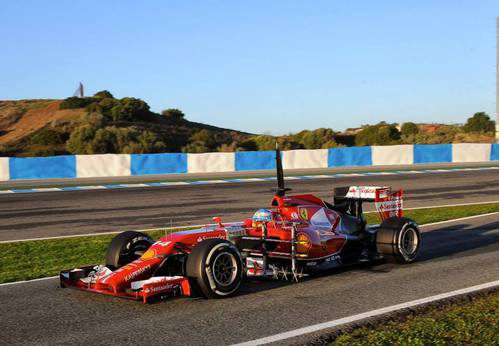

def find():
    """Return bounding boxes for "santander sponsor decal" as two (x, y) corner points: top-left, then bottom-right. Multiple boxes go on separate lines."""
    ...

(144, 283), (178, 294)
(196, 234), (225, 243)
(346, 186), (387, 199)
(375, 189), (403, 220)
(375, 199), (402, 212)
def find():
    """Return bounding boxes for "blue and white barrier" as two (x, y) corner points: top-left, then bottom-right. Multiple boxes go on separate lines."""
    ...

(76, 154), (130, 178)
(283, 149), (328, 169)
(131, 153), (187, 175)
(492, 143), (499, 161)
(188, 152), (235, 173)
(328, 146), (372, 167)
(452, 143), (492, 163)
(0, 143), (497, 181)
(9, 155), (76, 180)
(371, 145), (414, 165)
(235, 151), (276, 171)
(0, 157), (9, 180)
(414, 144), (452, 164)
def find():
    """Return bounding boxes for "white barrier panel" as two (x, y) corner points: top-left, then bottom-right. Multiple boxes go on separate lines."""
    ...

(372, 145), (414, 165)
(452, 143), (491, 163)
(187, 152), (235, 173)
(0, 157), (9, 181)
(282, 149), (328, 169)
(76, 154), (131, 178)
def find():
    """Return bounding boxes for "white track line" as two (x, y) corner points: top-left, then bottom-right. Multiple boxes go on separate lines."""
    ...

(1, 201), (498, 244)
(0, 276), (58, 287)
(403, 200), (499, 211)
(420, 212), (499, 228)
(0, 224), (209, 244)
(233, 280), (499, 346)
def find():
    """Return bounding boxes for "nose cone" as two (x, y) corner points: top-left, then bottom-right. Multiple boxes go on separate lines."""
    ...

(98, 257), (161, 292)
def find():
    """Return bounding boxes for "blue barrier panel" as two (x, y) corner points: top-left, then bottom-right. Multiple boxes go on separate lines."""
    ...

(131, 153), (187, 175)
(328, 146), (372, 167)
(414, 144), (452, 164)
(491, 143), (499, 161)
(9, 155), (76, 180)
(235, 151), (275, 171)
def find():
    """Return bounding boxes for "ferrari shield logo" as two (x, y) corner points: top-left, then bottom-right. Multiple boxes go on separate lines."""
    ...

(299, 208), (308, 220)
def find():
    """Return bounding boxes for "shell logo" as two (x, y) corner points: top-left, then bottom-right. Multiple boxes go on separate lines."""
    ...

(140, 249), (156, 260)
(296, 233), (311, 253)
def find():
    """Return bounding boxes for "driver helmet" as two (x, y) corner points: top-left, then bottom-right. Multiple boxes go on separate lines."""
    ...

(252, 209), (273, 226)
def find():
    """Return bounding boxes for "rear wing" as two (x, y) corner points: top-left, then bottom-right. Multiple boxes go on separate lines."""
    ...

(334, 186), (403, 221)
(334, 186), (386, 201)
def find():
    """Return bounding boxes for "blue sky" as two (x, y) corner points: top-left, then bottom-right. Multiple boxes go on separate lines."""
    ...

(1, 1), (497, 134)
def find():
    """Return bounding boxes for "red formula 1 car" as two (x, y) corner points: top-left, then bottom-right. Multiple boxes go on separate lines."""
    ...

(60, 148), (422, 303)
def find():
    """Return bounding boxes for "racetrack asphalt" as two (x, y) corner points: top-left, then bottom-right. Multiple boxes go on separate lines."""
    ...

(0, 214), (497, 345)
(0, 169), (498, 241)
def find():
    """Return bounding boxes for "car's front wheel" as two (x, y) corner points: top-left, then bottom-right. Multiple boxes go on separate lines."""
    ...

(105, 231), (154, 270)
(186, 238), (243, 298)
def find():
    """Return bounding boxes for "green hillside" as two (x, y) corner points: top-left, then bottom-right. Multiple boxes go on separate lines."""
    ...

(0, 91), (494, 157)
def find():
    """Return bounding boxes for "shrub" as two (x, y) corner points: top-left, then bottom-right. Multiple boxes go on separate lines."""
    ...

(188, 129), (217, 149)
(355, 122), (401, 146)
(83, 112), (105, 128)
(414, 125), (459, 144)
(236, 139), (258, 151)
(90, 127), (121, 153)
(401, 122), (419, 136)
(248, 135), (302, 151)
(321, 140), (344, 148)
(85, 98), (119, 119)
(98, 98), (119, 118)
(294, 128), (337, 149)
(464, 112), (494, 134)
(182, 141), (210, 153)
(161, 108), (185, 121)
(85, 102), (103, 114)
(110, 98), (150, 122)
(66, 125), (166, 154)
(29, 128), (65, 145)
(134, 130), (166, 153)
(59, 97), (95, 110)
(93, 90), (114, 99)
(26, 147), (58, 157)
(65, 125), (97, 154)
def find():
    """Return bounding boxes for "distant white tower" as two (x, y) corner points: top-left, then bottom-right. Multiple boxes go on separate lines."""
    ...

(73, 82), (84, 98)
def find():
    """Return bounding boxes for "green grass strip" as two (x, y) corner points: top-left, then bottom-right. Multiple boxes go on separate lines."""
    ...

(331, 290), (499, 345)
(0, 203), (497, 284)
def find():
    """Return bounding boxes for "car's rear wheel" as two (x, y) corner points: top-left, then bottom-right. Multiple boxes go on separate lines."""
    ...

(105, 231), (154, 270)
(186, 239), (243, 299)
(376, 217), (421, 263)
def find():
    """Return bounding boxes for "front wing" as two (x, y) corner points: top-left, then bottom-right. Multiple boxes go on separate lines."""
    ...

(60, 265), (192, 303)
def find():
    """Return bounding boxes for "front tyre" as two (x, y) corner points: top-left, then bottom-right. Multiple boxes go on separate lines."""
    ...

(376, 217), (421, 264)
(186, 239), (243, 299)
(105, 231), (154, 270)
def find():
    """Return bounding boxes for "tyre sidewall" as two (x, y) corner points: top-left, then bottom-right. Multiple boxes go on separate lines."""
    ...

(105, 231), (153, 269)
(395, 222), (421, 263)
(187, 239), (243, 298)
(377, 217), (421, 264)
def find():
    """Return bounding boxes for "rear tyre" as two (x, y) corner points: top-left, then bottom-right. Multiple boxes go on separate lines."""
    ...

(105, 231), (154, 270)
(186, 239), (243, 299)
(376, 217), (421, 264)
